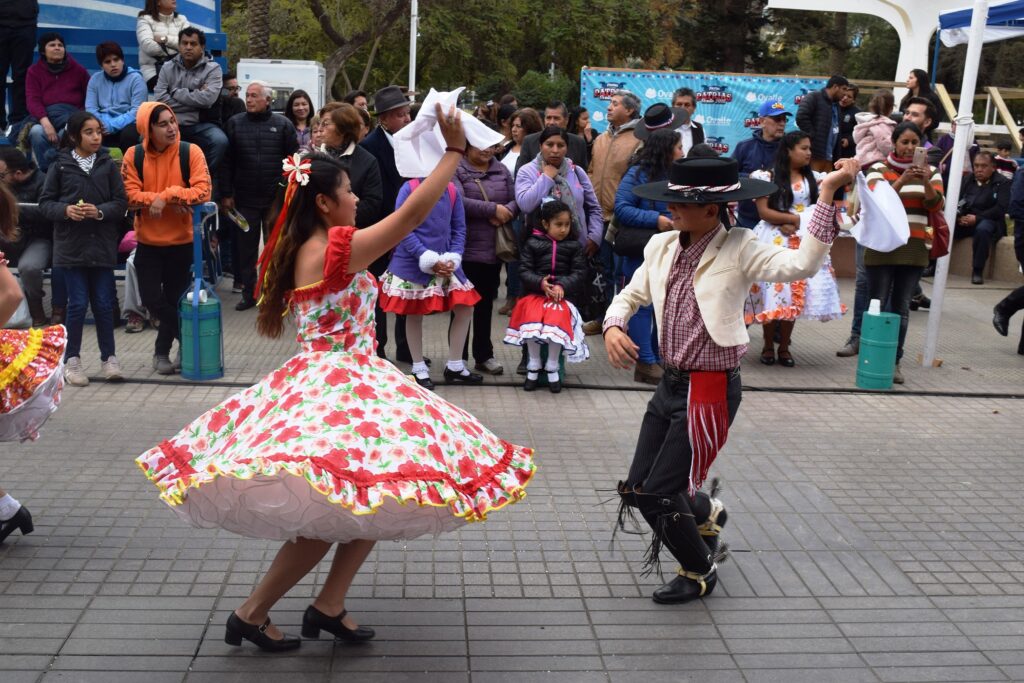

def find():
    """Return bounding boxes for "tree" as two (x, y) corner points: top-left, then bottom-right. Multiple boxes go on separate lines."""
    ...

(249, 0), (271, 59)
(306, 0), (410, 98)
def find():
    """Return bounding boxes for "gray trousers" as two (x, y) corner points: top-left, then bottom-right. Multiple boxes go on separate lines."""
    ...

(12, 238), (52, 306)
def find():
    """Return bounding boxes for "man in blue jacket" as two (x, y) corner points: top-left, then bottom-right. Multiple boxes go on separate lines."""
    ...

(731, 98), (790, 228)
(85, 42), (146, 152)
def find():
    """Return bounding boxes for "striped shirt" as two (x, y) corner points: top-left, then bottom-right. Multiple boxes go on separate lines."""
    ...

(71, 150), (96, 175)
(864, 160), (943, 267)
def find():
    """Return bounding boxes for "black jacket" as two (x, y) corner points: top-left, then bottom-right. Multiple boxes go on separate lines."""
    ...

(515, 131), (590, 176)
(0, 0), (38, 28)
(221, 109), (298, 208)
(518, 234), (586, 304)
(39, 149), (127, 268)
(360, 126), (405, 219)
(834, 104), (860, 161)
(324, 144), (383, 229)
(219, 95), (245, 128)
(796, 89), (837, 161)
(961, 173), (1011, 222)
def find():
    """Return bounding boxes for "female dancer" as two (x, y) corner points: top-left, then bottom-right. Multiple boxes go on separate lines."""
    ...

(135, 107), (535, 651)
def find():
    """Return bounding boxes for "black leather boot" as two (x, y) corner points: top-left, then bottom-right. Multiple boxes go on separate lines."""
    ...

(636, 492), (714, 589)
(652, 566), (719, 604)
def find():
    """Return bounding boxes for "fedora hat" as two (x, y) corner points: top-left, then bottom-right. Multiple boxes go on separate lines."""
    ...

(632, 157), (777, 204)
(372, 85), (409, 116)
(635, 103), (690, 141)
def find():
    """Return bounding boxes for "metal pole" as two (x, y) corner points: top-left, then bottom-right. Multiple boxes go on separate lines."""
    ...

(922, 0), (989, 367)
(408, 0), (418, 99)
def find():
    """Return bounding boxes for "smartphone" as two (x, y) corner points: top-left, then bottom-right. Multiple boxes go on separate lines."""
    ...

(912, 146), (927, 168)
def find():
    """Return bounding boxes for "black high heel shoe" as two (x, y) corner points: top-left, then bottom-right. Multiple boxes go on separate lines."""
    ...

(301, 605), (375, 642)
(0, 507), (33, 544)
(224, 612), (301, 652)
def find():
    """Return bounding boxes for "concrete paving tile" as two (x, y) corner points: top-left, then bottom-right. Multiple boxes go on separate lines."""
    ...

(873, 665), (1009, 682)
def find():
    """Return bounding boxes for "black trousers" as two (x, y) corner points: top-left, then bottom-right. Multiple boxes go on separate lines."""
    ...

(102, 127), (140, 153)
(135, 242), (194, 356)
(235, 204), (268, 301)
(369, 254), (409, 360)
(461, 260), (502, 363)
(625, 369), (743, 572)
(996, 285), (1024, 353)
(0, 25), (35, 128)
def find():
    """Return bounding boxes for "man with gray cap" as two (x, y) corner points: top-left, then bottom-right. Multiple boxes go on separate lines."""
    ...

(731, 98), (792, 228)
(360, 85), (416, 363)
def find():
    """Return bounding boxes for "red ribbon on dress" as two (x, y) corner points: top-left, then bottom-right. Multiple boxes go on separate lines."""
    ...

(686, 371), (730, 497)
(254, 182), (299, 304)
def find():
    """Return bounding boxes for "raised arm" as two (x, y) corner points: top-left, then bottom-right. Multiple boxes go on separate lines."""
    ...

(348, 105), (467, 273)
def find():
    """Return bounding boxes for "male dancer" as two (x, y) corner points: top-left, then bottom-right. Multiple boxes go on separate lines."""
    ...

(604, 156), (857, 603)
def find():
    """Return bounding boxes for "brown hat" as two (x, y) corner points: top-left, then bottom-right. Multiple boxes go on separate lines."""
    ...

(372, 86), (409, 116)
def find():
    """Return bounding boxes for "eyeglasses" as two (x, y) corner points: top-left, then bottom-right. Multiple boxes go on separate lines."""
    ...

(227, 86), (241, 93)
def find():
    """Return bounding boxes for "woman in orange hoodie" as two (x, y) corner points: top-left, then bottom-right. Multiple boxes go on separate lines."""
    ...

(121, 101), (211, 374)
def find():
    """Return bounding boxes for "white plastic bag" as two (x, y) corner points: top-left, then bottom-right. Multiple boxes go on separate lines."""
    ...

(850, 171), (909, 252)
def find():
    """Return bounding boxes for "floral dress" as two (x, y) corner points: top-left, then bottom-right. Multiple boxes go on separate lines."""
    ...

(136, 226), (535, 543)
(745, 172), (846, 323)
(0, 325), (66, 442)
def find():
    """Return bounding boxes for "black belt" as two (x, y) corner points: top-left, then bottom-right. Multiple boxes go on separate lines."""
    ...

(663, 365), (740, 386)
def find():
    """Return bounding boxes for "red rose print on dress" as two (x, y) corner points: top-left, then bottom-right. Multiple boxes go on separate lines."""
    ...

(353, 384), (377, 400)
(276, 426), (302, 442)
(208, 410), (230, 432)
(355, 421), (381, 439)
(281, 393), (303, 411)
(401, 419), (426, 438)
(325, 368), (351, 386)
(317, 310), (341, 332)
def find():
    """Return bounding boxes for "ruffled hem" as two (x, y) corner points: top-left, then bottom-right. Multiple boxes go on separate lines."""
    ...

(0, 365), (64, 443)
(379, 272), (481, 314)
(137, 437), (535, 538)
(0, 326), (67, 415)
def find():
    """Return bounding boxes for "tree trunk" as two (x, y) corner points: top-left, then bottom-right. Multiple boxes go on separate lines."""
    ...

(829, 13), (849, 75)
(248, 0), (271, 59)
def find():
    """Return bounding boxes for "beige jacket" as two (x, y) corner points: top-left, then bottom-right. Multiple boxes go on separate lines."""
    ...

(589, 120), (640, 221)
(605, 216), (833, 347)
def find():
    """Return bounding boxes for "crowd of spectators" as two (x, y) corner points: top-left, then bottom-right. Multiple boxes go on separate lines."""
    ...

(2, 3), (1023, 388)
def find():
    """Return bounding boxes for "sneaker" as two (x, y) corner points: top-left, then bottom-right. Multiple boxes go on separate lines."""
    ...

(582, 320), (603, 336)
(125, 312), (145, 333)
(101, 355), (124, 381)
(836, 336), (860, 357)
(63, 357), (89, 386)
(232, 282), (243, 294)
(892, 364), (904, 385)
(971, 271), (984, 285)
(474, 358), (504, 375)
(152, 354), (174, 375)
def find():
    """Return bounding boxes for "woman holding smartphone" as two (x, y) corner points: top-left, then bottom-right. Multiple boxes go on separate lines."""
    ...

(862, 121), (943, 384)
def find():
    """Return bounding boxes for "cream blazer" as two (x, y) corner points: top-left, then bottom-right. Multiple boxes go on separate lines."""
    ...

(606, 225), (832, 347)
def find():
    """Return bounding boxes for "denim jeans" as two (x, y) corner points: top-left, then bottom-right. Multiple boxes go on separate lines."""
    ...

(63, 267), (117, 361)
(850, 242), (869, 337)
(621, 255), (660, 365)
(28, 103), (78, 171)
(866, 264), (924, 362)
(51, 266), (67, 309)
(971, 218), (1003, 273)
(180, 123), (228, 196)
(504, 216), (524, 299)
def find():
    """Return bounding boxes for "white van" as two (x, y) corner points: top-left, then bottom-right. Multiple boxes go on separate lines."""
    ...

(236, 59), (327, 112)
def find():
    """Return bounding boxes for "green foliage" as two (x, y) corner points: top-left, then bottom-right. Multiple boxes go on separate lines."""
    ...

(513, 70), (576, 109)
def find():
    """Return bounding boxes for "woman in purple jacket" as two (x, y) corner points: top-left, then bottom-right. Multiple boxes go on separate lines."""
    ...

(454, 142), (517, 376)
(379, 180), (482, 390)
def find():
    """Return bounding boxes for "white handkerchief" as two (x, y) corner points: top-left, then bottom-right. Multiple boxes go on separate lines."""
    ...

(393, 87), (506, 178)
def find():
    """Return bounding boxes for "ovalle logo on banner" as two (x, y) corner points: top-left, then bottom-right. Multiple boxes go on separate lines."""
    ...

(581, 68), (827, 156)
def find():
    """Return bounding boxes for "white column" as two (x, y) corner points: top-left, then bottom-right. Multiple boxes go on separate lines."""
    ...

(408, 0), (418, 99)
(922, 0), (989, 367)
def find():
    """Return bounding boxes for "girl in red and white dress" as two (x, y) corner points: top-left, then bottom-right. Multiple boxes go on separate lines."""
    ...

(503, 199), (589, 392)
(378, 178), (482, 389)
(0, 183), (67, 544)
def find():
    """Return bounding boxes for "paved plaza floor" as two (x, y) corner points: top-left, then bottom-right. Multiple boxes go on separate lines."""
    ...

(2, 274), (1023, 682)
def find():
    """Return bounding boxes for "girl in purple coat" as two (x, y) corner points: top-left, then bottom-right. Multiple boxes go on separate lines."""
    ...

(379, 179), (482, 390)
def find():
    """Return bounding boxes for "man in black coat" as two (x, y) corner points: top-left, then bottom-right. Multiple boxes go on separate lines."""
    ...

(0, 146), (49, 324)
(0, 0), (37, 133)
(220, 81), (298, 310)
(671, 87), (705, 155)
(360, 85), (414, 362)
(514, 101), (589, 175)
(956, 151), (1010, 285)
(796, 75), (849, 172)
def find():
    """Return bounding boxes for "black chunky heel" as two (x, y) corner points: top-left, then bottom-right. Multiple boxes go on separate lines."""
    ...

(302, 605), (375, 642)
(224, 613), (301, 652)
(0, 507), (33, 544)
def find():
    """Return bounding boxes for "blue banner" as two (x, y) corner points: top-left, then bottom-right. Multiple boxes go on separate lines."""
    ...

(580, 68), (827, 156)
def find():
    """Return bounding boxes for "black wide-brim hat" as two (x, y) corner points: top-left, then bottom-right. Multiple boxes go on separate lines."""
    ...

(633, 157), (777, 204)
(372, 85), (409, 116)
(635, 103), (689, 141)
